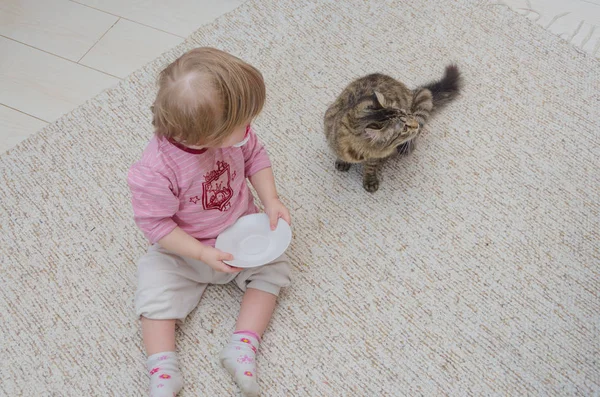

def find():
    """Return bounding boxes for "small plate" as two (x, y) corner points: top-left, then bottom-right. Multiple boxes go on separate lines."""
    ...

(215, 213), (292, 268)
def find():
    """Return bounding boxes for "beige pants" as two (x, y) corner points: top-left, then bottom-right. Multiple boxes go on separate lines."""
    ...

(135, 244), (292, 321)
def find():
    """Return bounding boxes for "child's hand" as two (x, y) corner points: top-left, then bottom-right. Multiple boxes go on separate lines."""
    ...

(198, 245), (242, 273)
(264, 198), (291, 230)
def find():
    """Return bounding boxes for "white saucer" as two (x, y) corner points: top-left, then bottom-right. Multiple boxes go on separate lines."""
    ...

(215, 213), (292, 268)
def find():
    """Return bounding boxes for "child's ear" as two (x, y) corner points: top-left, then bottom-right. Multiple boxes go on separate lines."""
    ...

(374, 91), (387, 108)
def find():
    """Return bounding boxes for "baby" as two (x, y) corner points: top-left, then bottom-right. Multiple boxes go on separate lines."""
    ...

(127, 47), (292, 397)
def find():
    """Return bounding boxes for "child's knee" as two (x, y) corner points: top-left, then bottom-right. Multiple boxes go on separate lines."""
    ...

(235, 254), (292, 295)
(135, 247), (207, 321)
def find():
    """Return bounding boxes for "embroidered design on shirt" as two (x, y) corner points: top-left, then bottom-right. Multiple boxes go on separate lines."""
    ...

(189, 196), (201, 204)
(202, 161), (233, 211)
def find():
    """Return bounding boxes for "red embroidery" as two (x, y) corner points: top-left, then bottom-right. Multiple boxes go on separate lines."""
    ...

(189, 196), (201, 204)
(202, 161), (233, 211)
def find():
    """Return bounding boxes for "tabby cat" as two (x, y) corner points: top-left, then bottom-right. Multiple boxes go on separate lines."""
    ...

(324, 65), (462, 192)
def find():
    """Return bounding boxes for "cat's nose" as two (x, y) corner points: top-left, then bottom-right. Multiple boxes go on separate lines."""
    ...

(405, 120), (419, 130)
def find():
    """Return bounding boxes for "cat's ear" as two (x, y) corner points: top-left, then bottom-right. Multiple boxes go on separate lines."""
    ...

(373, 91), (387, 108)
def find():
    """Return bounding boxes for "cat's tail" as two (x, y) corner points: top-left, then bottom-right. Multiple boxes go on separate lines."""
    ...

(422, 64), (462, 111)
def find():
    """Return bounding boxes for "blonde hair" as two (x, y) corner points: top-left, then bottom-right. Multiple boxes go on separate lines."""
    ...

(152, 47), (266, 146)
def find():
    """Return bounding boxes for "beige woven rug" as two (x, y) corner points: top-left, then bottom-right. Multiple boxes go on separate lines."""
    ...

(1, 0), (598, 395)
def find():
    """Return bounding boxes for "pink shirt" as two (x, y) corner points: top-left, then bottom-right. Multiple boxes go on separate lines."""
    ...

(127, 126), (271, 246)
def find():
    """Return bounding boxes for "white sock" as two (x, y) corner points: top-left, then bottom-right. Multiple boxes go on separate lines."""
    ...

(146, 352), (183, 397)
(219, 331), (261, 397)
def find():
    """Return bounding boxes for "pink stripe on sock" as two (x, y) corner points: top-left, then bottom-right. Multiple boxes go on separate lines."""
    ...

(234, 330), (261, 342)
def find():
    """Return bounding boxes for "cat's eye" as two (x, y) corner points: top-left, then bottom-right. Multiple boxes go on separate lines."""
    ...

(366, 123), (381, 130)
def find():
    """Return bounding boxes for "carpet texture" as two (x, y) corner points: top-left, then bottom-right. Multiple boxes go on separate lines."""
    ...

(1, 0), (599, 395)
(501, 0), (600, 59)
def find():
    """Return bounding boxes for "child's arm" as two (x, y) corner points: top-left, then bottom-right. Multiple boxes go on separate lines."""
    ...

(158, 226), (205, 258)
(250, 168), (291, 230)
(158, 227), (240, 273)
(241, 127), (291, 229)
(249, 167), (278, 205)
(128, 163), (239, 273)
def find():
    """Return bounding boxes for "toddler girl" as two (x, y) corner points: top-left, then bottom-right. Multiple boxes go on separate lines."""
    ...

(127, 47), (292, 397)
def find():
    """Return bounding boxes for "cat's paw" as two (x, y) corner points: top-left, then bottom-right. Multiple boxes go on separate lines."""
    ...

(363, 177), (379, 193)
(335, 160), (352, 172)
